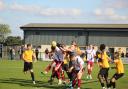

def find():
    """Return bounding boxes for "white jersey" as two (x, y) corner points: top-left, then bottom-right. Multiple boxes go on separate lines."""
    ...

(53, 47), (64, 61)
(74, 56), (84, 70)
(86, 49), (96, 62)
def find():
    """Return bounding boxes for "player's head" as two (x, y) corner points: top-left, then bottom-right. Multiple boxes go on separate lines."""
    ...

(114, 52), (120, 60)
(27, 44), (32, 50)
(71, 41), (77, 46)
(51, 46), (56, 52)
(88, 44), (92, 49)
(69, 52), (76, 60)
(92, 45), (95, 49)
(118, 48), (122, 53)
(100, 44), (106, 52)
(51, 41), (57, 47)
(57, 43), (63, 48)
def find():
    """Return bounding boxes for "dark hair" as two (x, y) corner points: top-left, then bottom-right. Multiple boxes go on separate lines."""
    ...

(27, 44), (31, 48)
(114, 52), (120, 59)
(51, 46), (56, 52)
(57, 43), (62, 47)
(71, 40), (77, 45)
(69, 52), (76, 57)
(100, 44), (106, 51)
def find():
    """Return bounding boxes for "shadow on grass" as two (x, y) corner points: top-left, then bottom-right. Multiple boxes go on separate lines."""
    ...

(0, 78), (100, 89)
(81, 79), (99, 84)
(0, 78), (66, 89)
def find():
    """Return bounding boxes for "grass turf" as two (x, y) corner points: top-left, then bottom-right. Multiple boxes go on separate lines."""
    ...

(0, 60), (128, 89)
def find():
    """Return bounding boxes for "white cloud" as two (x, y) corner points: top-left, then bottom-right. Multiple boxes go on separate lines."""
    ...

(94, 8), (102, 16)
(0, 1), (4, 10)
(0, 18), (2, 23)
(93, 0), (128, 21)
(105, 8), (115, 16)
(94, 8), (128, 20)
(0, 18), (5, 23)
(113, 0), (128, 8)
(102, 0), (128, 9)
(110, 15), (128, 20)
(94, 8), (116, 16)
(40, 8), (81, 16)
(10, 3), (82, 17)
(10, 3), (41, 13)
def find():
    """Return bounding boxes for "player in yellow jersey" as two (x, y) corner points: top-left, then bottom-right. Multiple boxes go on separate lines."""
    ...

(61, 51), (70, 82)
(98, 44), (111, 89)
(109, 52), (124, 89)
(22, 44), (36, 84)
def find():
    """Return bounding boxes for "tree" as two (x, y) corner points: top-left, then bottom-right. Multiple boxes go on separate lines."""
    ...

(4, 36), (23, 46)
(0, 24), (11, 43)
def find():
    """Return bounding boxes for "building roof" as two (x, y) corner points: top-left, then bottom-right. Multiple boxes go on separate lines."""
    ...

(20, 23), (128, 31)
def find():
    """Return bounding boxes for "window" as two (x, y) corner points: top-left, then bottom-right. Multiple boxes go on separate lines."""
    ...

(78, 32), (83, 36)
(35, 31), (40, 35)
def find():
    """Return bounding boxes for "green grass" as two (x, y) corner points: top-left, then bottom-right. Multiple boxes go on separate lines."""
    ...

(0, 60), (128, 89)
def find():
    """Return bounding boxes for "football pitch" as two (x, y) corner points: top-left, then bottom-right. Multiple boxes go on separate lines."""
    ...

(0, 60), (128, 89)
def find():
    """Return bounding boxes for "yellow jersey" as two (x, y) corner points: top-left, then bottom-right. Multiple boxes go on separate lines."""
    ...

(63, 56), (69, 64)
(75, 46), (82, 56)
(114, 59), (124, 74)
(23, 50), (34, 62)
(98, 52), (110, 68)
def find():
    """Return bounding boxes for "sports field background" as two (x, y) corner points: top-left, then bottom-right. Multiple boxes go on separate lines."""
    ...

(0, 60), (128, 89)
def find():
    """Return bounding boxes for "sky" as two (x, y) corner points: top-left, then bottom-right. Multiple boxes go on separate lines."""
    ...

(0, 0), (128, 38)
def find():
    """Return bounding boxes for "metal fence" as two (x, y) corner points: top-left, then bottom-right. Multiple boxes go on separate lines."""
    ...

(1, 51), (52, 61)
(122, 58), (128, 64)
(1, 46), (20, 59)
(1, 46), (128, 64)
(0, 46), (51, 61)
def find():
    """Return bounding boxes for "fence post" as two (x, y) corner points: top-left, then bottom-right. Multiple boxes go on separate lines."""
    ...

(0, 44), (3, 59)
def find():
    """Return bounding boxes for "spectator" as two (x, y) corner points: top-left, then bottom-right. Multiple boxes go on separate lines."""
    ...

(118, 48), (122, 58)
(45, 48), (49, 59)
(126, 52), (128, 57)
(35, 47), (39, 60)
(9, 47), (15, 60)
(121, 52), (124, 58)
(18, 45), (25, 59)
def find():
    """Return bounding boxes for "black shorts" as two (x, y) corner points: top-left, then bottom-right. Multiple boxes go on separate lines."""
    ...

(69, 70), (80, 81)
(99, 68), (109, 78)
(62, 64), (69, 72)
(24, 62), (33, 72)
(112, 73), (124, 80)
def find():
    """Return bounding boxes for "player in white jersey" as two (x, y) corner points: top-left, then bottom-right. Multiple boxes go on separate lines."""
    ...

(47, 41), (66, 85)
(86, 45), (96, 79)
(68, 52), (85, 89)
